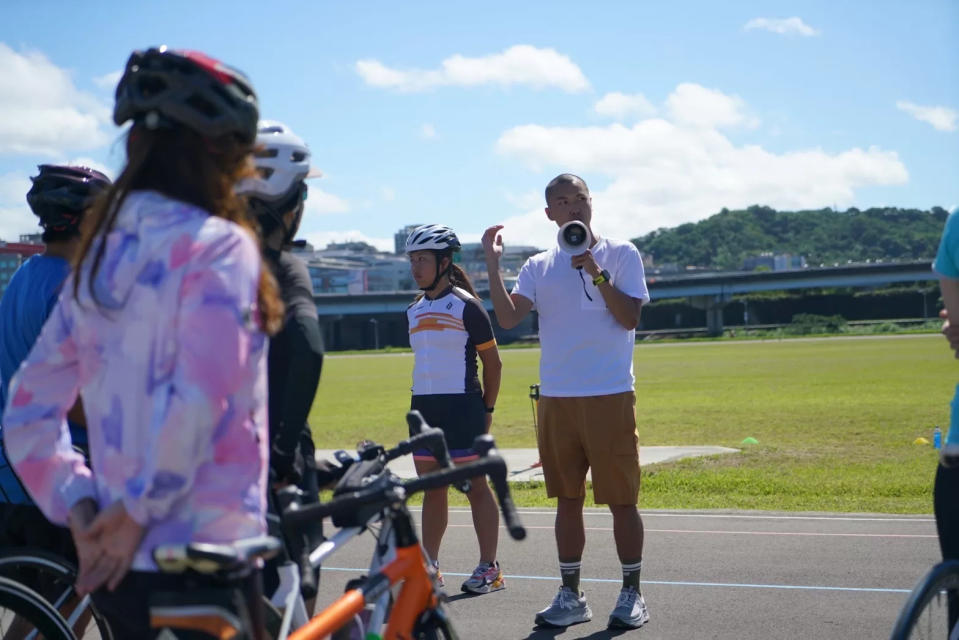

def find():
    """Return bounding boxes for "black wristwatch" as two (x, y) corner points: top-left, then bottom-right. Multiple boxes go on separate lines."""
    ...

(485, 406), (495, 414)
(592, 269), (611, 286)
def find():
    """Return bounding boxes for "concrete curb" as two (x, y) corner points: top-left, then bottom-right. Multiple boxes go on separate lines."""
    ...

(315, 445), (739, 482)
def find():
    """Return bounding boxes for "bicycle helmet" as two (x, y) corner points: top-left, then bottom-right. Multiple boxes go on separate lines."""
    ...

(113, 46), (259, 143)
(405, 225), (462, 292)
(404, 224), (461, 254)
(26, 164), (111, 233)
(236, 121), (323, 201)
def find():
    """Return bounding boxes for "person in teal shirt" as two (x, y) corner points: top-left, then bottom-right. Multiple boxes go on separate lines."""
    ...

(933, 206), (959, 563)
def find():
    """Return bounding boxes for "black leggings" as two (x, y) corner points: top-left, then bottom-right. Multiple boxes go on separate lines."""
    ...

(934, 463), (959, 560)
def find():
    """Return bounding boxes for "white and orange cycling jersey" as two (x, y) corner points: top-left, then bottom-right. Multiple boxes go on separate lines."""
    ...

(407, 286), (496, 395)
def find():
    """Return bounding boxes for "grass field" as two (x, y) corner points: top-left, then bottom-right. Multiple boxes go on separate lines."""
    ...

(309, 334), (954, 513)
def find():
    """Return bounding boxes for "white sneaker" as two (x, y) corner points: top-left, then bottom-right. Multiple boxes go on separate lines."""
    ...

(607, 586), (649, 629)
(534, 586), (592, 627)
(461, 561), (505, 594)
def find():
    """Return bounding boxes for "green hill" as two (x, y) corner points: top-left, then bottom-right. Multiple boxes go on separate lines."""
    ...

(632, 205), (949, 271)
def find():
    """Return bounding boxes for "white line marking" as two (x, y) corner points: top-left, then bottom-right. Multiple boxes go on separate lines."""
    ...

(431, 507), (934, 523)
(443, 524), (936, 538)
(317, 566), (912, 594)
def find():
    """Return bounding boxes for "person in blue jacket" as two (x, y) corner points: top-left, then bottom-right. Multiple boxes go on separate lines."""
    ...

(0, 164), (110, 557)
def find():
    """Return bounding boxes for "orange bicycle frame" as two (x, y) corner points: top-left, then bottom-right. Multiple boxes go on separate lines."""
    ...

(289, 543), (436, 640)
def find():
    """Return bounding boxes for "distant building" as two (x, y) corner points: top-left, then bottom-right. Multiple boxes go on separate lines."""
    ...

(305, 244), (415, 294)
(458, 241), (541, 286)
(743, 252), (807, 272)
(301, 228), (544, 295)
(307, 259), (367, 294)
(0, 239), (45, 298)
(394, 224), (424, 255)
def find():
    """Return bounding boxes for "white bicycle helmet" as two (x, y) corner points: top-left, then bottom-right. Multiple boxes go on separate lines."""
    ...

(404, 224), (461, 253)
(236, 120), (322, 201)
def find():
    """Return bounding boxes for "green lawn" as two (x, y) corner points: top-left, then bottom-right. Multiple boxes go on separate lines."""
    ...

(310, 334), (954, 513)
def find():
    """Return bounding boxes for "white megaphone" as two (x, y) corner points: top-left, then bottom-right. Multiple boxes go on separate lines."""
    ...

(557, 220), (592, 256)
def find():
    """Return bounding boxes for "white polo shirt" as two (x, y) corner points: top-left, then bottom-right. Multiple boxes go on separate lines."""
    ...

(512, 237), (649, 397)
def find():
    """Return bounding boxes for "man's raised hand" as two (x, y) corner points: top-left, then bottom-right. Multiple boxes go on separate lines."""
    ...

(482, 225), (505, 263)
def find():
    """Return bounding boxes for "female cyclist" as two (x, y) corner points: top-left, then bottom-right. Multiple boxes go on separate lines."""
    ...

(2, 46), (282, 637)
(405, 224), (505, 595)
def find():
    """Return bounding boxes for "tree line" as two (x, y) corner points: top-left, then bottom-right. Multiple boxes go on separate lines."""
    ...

(632, 205), (950, 271)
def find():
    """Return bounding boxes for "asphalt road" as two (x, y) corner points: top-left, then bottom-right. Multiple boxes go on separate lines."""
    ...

(311, 507), (938, 639)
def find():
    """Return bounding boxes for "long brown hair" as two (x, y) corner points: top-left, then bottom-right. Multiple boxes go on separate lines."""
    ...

(448, 263), (478, 299)
(73, 124), (284, 335)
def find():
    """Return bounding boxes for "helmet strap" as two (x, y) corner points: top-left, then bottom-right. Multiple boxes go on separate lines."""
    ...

(283, 191), (306, 246)
(421, 253), (452, 292)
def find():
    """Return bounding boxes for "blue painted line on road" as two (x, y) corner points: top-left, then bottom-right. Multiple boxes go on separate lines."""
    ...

(318, 566), (911, 594)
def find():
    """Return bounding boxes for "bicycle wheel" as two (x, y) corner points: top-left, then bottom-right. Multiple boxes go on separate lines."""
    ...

(413, 605), (459, 640)
(891, 560), (959, 640)
(0, 548), (112, 639)
(331, 577), (394, 640)
(0, 575), (76, 640)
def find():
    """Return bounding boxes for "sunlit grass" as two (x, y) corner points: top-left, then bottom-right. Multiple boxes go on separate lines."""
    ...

(311, 334), (952, 512)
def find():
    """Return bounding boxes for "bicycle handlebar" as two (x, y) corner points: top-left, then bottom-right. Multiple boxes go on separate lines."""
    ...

(321, 411), (470, 494)
(284, 437), (526, 541)
(405, 436), (525, 541)
(404, 410), (470, 493)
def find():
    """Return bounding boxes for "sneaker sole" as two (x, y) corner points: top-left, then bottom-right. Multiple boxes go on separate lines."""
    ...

(607, 614), (649, 630)
(534, 612), (593, 628)
(461, 581), (506, 595)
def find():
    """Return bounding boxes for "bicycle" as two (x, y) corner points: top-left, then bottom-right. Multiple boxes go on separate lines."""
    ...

(0, 547), (112, 639)
(268, 410), (471, 639)
(890, 560), (959, 640)
(281, 430), (526, 640)
(0, 574), (76, 640)
(152, 535), (283, 640)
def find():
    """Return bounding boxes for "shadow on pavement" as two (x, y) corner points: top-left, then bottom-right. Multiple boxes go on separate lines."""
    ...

(522, 625), (634, 639)
(445, 592), (480, 603)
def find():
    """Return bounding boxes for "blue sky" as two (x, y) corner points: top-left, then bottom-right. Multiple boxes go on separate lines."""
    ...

(1, 0), (956, 251)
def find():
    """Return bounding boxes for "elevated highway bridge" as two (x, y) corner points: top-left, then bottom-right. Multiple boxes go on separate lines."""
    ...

(313, 261), (936, 349)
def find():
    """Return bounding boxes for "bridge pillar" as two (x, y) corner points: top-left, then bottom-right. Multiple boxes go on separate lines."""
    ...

(689, 294), (730, 336)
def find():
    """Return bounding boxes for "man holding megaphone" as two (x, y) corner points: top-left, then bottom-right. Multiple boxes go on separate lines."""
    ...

(482, 173), (651, 630)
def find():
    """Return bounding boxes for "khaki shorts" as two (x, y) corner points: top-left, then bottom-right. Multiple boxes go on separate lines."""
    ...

(536, 391), (640, 505)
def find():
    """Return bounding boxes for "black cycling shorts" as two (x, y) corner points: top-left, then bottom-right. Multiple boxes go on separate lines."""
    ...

(410, 393), (486, 461)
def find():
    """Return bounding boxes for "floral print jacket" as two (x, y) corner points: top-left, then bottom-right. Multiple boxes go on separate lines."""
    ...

(2, 191), (269, 570)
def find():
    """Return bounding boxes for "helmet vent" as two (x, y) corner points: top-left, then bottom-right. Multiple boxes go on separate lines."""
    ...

(185, 94), (218, 118)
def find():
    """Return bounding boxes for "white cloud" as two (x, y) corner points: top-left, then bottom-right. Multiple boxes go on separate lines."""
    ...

(0, 43), (113, 156)
(64, 157), (115, 179)
(303, 230), (394, 253)
(667, 83), (758, 129)
(356, 45), (589, 93)
(381, 187), (396, 202)
(896, 101), (958, 132)
(0, 172), (39, 242)
(305, 187), (350, 215)
(420, 123), (437, 139)
(594, 92), (656, 121)
(494, 83), (908, 249)
(744, 17), (820, 37)
(93, 70), (122, 91)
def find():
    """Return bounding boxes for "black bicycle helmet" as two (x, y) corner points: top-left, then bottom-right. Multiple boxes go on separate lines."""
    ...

(26, 164), (111, 232)
(113, 46), (259, 143)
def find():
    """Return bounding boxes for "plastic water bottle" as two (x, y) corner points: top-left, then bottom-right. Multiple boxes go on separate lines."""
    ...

(934, 426), (942, 450)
